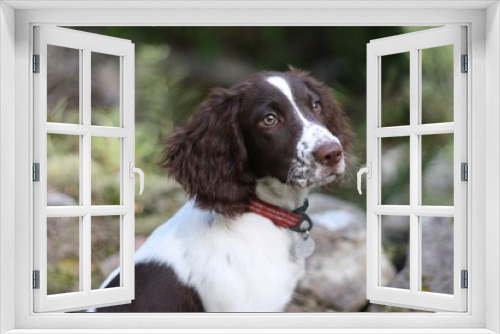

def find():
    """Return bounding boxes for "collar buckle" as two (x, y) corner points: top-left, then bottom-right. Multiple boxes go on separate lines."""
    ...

(289, 211), (313, 233)
(291, 199), (312, 232)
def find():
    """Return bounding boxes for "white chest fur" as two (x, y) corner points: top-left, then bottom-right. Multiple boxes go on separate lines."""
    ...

(134, 201), (305, 312)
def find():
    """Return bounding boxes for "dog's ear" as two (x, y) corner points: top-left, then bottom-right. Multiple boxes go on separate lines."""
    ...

(289, 66), (353, 156)
(162, 86), (255, 217)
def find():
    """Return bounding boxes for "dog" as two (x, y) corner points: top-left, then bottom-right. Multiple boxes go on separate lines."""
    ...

(95, 68), (352, 312)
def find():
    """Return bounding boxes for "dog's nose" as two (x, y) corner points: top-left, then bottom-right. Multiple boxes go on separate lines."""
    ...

(314, 142), (343, 166)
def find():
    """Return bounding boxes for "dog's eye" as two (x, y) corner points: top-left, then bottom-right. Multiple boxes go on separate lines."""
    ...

(261, 113), (278, 127)
(313, 101), (322, 113)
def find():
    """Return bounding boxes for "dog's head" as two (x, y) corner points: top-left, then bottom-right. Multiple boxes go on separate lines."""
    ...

(163, 68), (353, 217)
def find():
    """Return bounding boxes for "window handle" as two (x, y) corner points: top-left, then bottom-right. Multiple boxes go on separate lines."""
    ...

(357, 162), (371, 195)
(129, 162), (145, 195)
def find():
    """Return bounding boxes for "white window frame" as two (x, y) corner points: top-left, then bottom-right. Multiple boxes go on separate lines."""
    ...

(366, 26), (468, 312)
(0, 1), (499, 333)
(33, 26), (136, 312)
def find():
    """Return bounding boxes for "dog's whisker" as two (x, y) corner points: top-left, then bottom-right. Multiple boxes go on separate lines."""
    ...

(345, 163), (359, 182)
(283, 166), (299, 202)
(345, 167), (356, 183)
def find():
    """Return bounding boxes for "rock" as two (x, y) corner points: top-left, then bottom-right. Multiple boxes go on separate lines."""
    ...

(381, 146), (410, 205)
(47, 189), (77, 206)
(294, 193), (397, 312)
(307, 193), (366, 241)
(367, 216), (454, 312)
(422, 154), (454, 206)
(286, 287), (337, 312)
(420, 217), (454, 294)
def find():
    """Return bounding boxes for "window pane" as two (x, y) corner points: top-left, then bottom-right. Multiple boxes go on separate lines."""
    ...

(421, 45), (454, 124)
(381, 136), (410, 205)
(421, 216), (454, 294)
(47, 217), (80, 295)
(91, 52), (120, 127)
(421, 133), (454, 206)
(380, 215), (410, 290)
(91, 137), (121, 205)
(381, 52), (410, 127)
(47, 45), (80, 124)
(47, 134), (79, 206)
(91, 216), (121, 290)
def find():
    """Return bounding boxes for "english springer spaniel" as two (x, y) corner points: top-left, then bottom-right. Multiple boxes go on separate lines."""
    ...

(95, 68), (352, 312)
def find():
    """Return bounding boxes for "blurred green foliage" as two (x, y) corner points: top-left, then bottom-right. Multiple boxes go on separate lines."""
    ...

(381, 52), (410, 127)
(91, 136), (121, 205)
(47, 257), (80, 295)
(47, 133), (80, 203)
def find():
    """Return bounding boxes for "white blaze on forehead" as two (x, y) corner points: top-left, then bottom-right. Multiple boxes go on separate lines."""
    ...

(266, 76), (310, 125)
(265, 75), (344, 186)
(266, 75), (339, 144)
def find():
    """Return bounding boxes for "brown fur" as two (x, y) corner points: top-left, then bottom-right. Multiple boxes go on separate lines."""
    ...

(162, 69), (352, 217)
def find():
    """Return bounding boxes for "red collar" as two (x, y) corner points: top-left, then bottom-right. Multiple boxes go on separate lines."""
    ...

(245, 199), (313, 233)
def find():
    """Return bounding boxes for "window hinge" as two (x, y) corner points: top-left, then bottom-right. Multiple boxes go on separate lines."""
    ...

(33, 163), (40, 182)
(461, 54), (468, 73)
(33, 270), (40, 289)
(461, 162), (468, 181)
(461, 270), (468, 289)
(33, 54), (40, 73)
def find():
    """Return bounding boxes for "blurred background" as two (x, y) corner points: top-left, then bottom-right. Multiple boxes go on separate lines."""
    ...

(45, 26), (455, 312)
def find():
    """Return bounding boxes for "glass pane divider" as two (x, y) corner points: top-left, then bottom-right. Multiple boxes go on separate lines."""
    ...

(79, 48), (83, 126)
(374, 126), (412, 138)
(409, 213), (419, 293)
(79, 216), (83, 292)
(418, 215), (423, 292)
(373, 205), (455, 217)
(90, 205), (130, 216)
(78, 46), (84, 208)
(373, 122), (454, 138)
(120, 137), (124, 206)
(409, 47), (420, 295)
(413, 122), (454, 135)
(46, 205), (131, 217)
(47, 206), (88, 217)
(90, 126), (129, 138)
(82, 132), (91, 209)
(373, 205), (411, 216)
(120, 215), (124, 286)
(377, 214), (382, 286)
(82, 48), (92, 296)
(82, 47), (91, 207)
(82, 214), (92, 293)
(412, 206), (455, 217)
(120, 55), (124, 128)
(46, 122), (130, 138)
